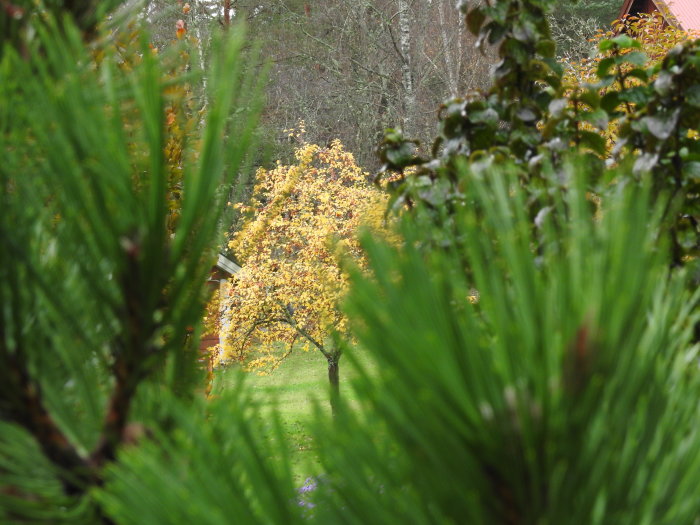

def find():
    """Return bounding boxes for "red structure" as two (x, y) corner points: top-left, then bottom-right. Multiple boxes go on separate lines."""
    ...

(618, 0), (700, 31)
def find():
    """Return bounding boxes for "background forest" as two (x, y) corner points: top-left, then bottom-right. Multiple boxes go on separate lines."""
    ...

(4, 0), (700, 524)
(144, 0), (621, 168)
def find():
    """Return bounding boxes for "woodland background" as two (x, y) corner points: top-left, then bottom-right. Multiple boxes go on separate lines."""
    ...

(144, 0), (621, 169)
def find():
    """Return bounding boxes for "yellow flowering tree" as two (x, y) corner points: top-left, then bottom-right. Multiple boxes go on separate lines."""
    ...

(220, 139), (386, 406)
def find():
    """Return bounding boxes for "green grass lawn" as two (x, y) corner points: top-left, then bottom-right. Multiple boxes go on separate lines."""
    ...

(210, 346), (373, 482)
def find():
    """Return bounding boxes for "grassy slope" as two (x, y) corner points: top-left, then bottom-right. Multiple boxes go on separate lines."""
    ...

(211, 347), (372, 482)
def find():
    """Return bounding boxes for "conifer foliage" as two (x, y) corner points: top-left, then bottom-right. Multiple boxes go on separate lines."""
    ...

(313, 166), (700, 524)
(4, 1), (700, 524)
(0, 9), (263, 521)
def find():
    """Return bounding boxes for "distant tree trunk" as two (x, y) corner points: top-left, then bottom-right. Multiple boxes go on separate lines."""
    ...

(436, 0), (459, 97)
(456, 2), (465, 90)
(327, 354), (340, 417)
(397, 0), (416, 136)
(188, 1), (208, 112)
(223, 0), (231, 27)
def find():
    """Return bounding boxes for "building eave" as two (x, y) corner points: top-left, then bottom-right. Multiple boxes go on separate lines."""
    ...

(618, 0), (685, 30)
(216, 254), (241, 276)
(618, 0), (636, 20)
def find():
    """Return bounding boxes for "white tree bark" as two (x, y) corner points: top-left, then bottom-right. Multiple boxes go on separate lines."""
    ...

(437, 0), (459, 97)
(397, 0), (416, 135)
(189, 1), (210, 114)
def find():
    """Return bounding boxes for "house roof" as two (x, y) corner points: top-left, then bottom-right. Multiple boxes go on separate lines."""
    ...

(665, 0), (700, 31)
(619, 0), (700, 31)
(216, 254), (241, 276)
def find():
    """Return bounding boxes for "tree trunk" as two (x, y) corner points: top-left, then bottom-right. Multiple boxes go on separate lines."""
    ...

(397, 0), (416, 136)
(437, 0), (459, 97)
(327, 355), (340, 417)
(223, 0), (231, 28)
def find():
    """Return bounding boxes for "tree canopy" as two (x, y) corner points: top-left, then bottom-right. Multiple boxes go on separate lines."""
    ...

(217, 138), (386, 407)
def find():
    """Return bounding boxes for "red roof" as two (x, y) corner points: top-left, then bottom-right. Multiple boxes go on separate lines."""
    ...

(619, 0), (700, 31)
(664, 0), (700, 31)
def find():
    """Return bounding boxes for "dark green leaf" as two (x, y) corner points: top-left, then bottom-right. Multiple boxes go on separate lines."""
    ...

(625, 51), (648, 67)
(385, 142), (420, 168)
(686, 85), (700, 108)
(599, 39), (614, 52)
(683, 161), (700, 181)
(536, 39), (556, 58)
(619, 86), (650, 105)
(466, 7), (486, 36)
(581, 109), (609, 130)
(611, 34), (641, 49)
(579, 130), (606, 155)
(601, 92), (621, 113)
(597, 57), (616, 78)
(626, 68), (649, 82)
(579, 90), (601, 109)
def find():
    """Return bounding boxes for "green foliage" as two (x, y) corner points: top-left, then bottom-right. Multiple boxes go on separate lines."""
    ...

(36, 154), (700, 525)
(0, 11), (264, 521)
(379, 1), (700, 269)
(97, 386), (302, 525)
(313, 164), (700, 524)
(49, 157), (700, 525)
(615, 41), (700, 267)
(0, 0), (124, 57)
(5, 2), (700, 524)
